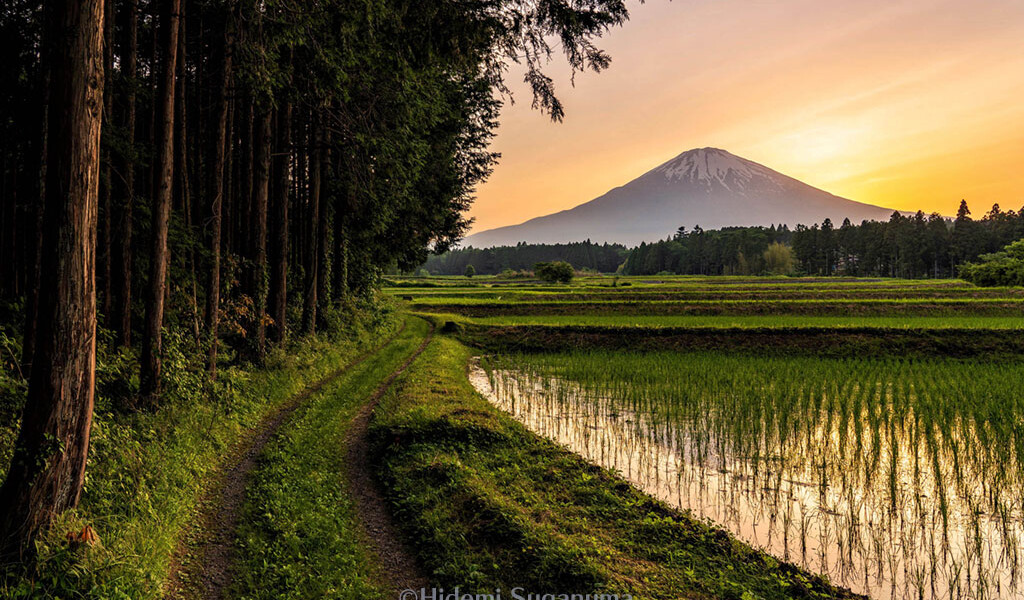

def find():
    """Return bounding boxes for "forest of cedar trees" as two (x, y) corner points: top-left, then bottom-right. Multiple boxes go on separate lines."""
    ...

(0, 0), (636, 562)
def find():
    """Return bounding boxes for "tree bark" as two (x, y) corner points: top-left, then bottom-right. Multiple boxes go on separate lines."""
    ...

(237, 100), (253, 263)
(112, 0), (138, 348)
(205, 11), (234, 379)
(99, 0), (115, 319)
(332, 179), (351, 302)
(0, 0), (104, 560)
(139, 0), (181, 405)
(315, 126), (330, 327)
(268, 99), (291, 346)
(252, 108), (271, 362)
(171, 3), (201, 347)
(301, 117), (320, 335)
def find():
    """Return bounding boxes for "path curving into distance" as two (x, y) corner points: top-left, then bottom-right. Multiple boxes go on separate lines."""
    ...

(344, 324), (434, 594)
(163, 320), (429, 600)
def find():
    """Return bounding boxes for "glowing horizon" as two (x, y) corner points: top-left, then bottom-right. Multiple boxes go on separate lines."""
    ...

(468, 0), (1024, 235)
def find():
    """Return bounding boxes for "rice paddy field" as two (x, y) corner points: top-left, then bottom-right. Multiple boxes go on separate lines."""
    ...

(388, 274), (1024, 599)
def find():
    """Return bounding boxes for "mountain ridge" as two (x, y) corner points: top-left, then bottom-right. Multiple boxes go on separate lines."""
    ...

(464, 148), (902, 248)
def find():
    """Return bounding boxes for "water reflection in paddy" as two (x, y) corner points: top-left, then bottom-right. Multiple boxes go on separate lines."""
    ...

(469, 356), (1024, 600)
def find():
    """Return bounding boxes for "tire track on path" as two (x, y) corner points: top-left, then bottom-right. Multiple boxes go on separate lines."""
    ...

(344, 322), (435, 595)
(164, 321), (409, 600)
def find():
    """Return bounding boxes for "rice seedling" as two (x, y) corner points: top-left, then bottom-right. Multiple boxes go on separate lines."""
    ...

(472, 350), (1024, 600)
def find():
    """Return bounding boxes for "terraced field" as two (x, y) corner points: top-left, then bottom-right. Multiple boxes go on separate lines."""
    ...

(385, 274), (1024, 600)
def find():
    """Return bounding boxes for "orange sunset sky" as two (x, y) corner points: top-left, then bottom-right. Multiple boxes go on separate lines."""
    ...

(467, 0), (1024, 235)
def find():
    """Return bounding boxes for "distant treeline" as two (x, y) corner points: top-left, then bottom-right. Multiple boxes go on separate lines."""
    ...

(421, 241), (629, 275)
(625, 201), (1024, 278)
(625, 225), (794, 276)
(421, 201), (1024, 279)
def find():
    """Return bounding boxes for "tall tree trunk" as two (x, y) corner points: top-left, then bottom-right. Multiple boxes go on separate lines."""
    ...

(332, 179), (350, 302)
(205, 12), (234, 379)
(112, 0), (138, 348)
(99, 0), (115, 319)
(139, 0), (181, 405)
(301, 117), (320, 335)
(237, 100), (253, 262)
(315, 126), (330, 327)
(0, 0), (104, 560)
(252, 108), (271, 362)
(268, 99), (290, 346)
(223, 98), (236, 257)
(171, 3), (201, 347)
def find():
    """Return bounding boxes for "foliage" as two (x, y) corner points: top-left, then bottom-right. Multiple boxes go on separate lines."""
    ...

(498, 269), (535, 279)
(534, 261), (575, 283)
(959, 238), (1024, 286)
(625, 225), (793, 276)
(0, 310), (398, 598)
(463, 264), (475, 278)
(422, 241), (628, 275)
(0, 327), (26, 481)
(762, 241), (795, 275)
(625, 203), (1024, 278)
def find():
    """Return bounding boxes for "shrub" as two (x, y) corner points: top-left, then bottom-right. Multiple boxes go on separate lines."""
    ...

(497, 269), (533, 279)
(960, 239), (1024, 286)
(762, 242), (795, 275)
(464, 264), (475, 278)
(534, 261), (574, 284)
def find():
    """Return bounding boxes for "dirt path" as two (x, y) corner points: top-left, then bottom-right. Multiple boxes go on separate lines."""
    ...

(344, 324), (435, 594)
(164, 323), (408, 600)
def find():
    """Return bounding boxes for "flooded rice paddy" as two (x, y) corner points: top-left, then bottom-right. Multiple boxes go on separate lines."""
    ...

(470, 352), (1024, 600)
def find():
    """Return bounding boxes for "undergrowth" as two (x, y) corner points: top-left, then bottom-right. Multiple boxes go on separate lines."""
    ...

(0, 298), (398, 599)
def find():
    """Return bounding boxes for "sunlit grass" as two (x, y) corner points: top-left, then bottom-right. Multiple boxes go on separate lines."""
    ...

(434, 314), (1024, 329)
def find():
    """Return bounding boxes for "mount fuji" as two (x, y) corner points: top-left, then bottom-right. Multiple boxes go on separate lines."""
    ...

(463, 147), (901, 248)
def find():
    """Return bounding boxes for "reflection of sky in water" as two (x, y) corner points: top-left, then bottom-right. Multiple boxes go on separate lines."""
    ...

(469, 360), (1023, 600)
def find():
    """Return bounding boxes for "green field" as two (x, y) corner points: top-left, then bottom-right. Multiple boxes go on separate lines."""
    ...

(380, 274), (1024, 600)
(423, 313), (1024, 328)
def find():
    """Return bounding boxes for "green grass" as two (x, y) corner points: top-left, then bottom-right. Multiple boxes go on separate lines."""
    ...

(388, 276), (1024, 309)
(397, 289), (1024, 301)
(0, 307), (400, 599)
(410, 297), (1024, 306)
(5, 271), (1018, 598)
(423, 313), (1024, 329)
(368, 334), (860, 600)
(231, 316), (431, 600)
(410, 298), (1024, 319)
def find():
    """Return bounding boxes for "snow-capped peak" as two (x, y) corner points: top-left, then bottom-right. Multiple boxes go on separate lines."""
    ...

(655, 147), (763, 189)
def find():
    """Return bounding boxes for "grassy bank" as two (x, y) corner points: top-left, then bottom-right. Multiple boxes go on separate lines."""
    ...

(411, 298), (1024, 318)
(446, 320), (1024, 358)
(368, 332), (861, 600)
(420, 313), (1024, 329)
(0, 306), (399, 599)
(230, 316), (430, 599)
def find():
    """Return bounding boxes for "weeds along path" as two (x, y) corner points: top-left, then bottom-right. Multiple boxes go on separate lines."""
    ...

(344, 322), (435, 594)
(163, 320), (410, 600)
